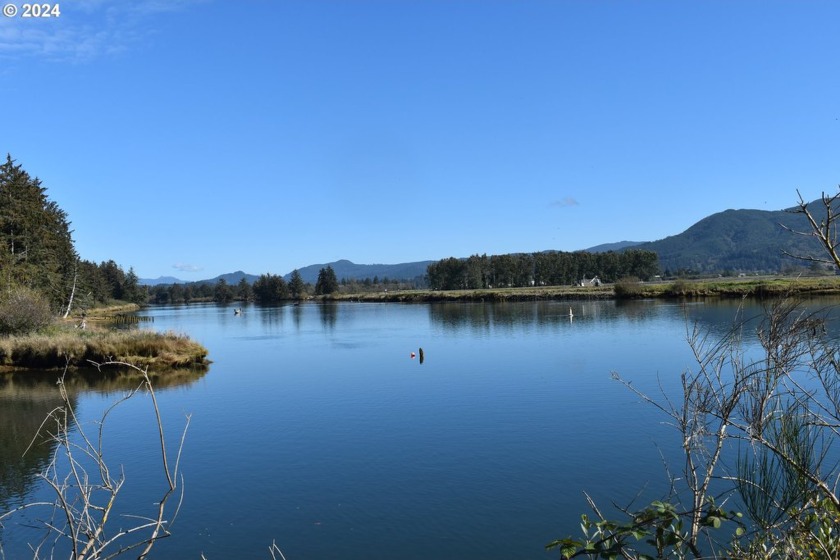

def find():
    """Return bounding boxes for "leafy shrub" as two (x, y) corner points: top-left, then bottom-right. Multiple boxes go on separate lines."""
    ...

(665, 278), (693, 297)
(613, 276), (644, 298)
(0, 286), (53, 335)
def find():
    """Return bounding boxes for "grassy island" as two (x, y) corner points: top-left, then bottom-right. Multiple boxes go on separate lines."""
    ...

(0, 305), (208, 372)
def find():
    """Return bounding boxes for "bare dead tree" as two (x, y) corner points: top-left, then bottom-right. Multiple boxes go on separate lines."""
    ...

(781, 188), (840, 270)
(553, 187), (840, 559)
(63, 261), (78, 319)
(0, 361), (190, 559)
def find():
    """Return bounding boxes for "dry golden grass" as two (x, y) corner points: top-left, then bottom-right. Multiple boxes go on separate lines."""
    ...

(0, 324), (209, 370)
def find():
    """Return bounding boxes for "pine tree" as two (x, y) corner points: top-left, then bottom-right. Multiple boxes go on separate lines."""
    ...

(0, 155), (77, 308)
(314, 266), (339, 295)
(288, 269), (305, 299)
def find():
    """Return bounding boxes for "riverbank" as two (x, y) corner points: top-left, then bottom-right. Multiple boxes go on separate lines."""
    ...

(318, 275), (840, 302)
(0, 304), (209, 371)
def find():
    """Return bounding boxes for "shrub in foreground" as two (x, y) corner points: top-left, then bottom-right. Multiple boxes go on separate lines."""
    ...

(0, 286), (53, 335)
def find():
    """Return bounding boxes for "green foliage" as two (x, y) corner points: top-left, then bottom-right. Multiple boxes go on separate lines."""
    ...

(288, 269), (306, 299)
(665, 278), (692, 297)
(427, 250), (659, 291)
(253, 273), (289, 303)
(0, 157), (147, 311)
(236, 277), (253, 301)
(213, 278), (234, 303)
(634, 204), (838, 274)
(315, 265), (339, 295)
(613, 276), (644, 298)
(0, 285), (52, 335)
(548, 498), (743, 560)
(0, 155), (77, 309)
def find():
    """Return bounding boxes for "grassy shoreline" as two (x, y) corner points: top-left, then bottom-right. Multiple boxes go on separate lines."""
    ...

(319, 276), (840, 303)
(0, 303), (209, 372)
(5, 276), (838, 372)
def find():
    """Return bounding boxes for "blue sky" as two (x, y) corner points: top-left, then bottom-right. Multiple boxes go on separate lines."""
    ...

(2, 1), (838, 280)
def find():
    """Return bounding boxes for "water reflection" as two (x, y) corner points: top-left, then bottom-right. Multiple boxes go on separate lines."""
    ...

(0, 366), (207, 515)
(318, 301), (338, 329)
(0, 377), (66, 513)
(7, 297), (840, 560)
(423, 297), (840, 345)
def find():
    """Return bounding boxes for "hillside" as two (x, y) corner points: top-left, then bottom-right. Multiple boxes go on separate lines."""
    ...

(585, 241), (644, 253)
(288, 259), (433, 284)
(140, 198), (840, 287)
(633, 202), (829, 275)
(141, 260), (432, 287)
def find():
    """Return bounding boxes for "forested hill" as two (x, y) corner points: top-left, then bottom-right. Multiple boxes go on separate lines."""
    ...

(633, 202), (831, 275)
(289, 259), (433, 284)
(140, 199), (839, 287)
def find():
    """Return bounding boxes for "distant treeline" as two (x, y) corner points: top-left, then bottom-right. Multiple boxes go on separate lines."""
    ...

(147, 266), (426, 305)
(426, 250), (659, 291)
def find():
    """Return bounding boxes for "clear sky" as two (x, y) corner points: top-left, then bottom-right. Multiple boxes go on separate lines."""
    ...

(2, 1), (838, 280)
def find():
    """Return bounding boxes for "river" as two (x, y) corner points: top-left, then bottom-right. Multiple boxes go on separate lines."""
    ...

(0, 298), (829, 559)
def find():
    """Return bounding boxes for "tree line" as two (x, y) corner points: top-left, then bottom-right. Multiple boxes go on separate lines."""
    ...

(426, 249), (659, 291)
(147, 266), (343, 305)
(0, 156), (146, 331)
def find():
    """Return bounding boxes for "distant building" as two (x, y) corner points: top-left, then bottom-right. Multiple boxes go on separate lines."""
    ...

(579, 276), (601, 287)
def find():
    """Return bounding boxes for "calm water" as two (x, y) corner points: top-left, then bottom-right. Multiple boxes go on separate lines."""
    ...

(1, 298), (831, 559)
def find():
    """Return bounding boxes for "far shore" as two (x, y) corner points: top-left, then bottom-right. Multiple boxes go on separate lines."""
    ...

(317, 275), (840, 303)
(5, 276), (839, 373)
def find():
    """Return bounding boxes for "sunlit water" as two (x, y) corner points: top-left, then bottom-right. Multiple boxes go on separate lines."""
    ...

(2, 298), (837, 559)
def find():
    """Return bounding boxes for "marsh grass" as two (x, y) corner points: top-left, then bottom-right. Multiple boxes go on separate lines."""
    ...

(324, 276), (840, 302)
(328, 285), (615, 302)
(0, 324), (209, 370)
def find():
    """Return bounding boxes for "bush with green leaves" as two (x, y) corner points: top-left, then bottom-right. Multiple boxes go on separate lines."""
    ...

(613, 276), (644, 298)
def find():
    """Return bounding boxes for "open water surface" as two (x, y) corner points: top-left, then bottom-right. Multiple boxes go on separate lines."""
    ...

(2, 298), (834, 559)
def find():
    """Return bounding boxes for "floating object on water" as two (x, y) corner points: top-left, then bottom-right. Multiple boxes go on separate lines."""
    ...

(569, 307), (574, 319)
(410, 352), (416, 359)
(234, 308), (242, 315)
(419, 347), (425, 364)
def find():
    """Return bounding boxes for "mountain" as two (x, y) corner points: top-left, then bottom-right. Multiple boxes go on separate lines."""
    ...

(631, 202), (830, 275)
(585, 241), (644, 253)
(211, 271), (260, 285)
(288, 259), (433, 284)
(140, 276), (185, 286)
(140, 199), (836, 287)
(141, 261), (432, 287)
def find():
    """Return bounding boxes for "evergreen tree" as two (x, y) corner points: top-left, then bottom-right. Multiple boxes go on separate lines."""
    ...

(236, 277), (253, 302)
(0, 155), (77, 308)
(289, 269), (305, 299)
(213, 278), (233, 303)
(253, 273), (289, 303)
(122, 267), (147, 304)
(315, 266), (339, 295)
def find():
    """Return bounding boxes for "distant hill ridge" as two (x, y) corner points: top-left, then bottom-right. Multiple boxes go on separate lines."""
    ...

(139, 198), (837, 285)
(140, 260), (432, 286)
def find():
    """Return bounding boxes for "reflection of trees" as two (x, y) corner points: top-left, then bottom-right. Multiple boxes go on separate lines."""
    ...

(291, 303), (303, 329)
(426, 298), (840, 342)
(0, 376), (67, 511)
(0, 366), (207, 513)
(258, 304), (287, 331)
(428, 301), (620, 331)
(318, 301), (338, 329)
